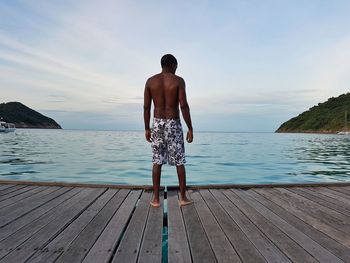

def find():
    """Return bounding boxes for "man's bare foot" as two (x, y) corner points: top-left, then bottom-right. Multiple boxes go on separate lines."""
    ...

(150, 200), (161, 208)
(179, 198), (193, 207)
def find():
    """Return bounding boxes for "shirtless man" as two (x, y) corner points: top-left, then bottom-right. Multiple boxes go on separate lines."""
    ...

(144, 54), (193, 208)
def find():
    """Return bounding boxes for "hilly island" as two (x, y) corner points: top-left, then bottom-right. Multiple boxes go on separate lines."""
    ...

(276, 93), (350, 133)
(0, 102), (61, 129)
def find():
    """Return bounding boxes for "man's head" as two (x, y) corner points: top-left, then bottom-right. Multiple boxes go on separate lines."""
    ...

(161, 54), (177, 73)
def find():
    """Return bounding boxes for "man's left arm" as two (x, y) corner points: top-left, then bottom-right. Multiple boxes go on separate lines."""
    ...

(143, 81), (152, 142)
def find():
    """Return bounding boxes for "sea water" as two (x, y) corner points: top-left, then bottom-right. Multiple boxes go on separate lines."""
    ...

(1, 129), (350, 185)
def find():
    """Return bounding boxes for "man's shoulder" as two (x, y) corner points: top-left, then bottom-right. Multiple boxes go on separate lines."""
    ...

(174, 74), (184, 80)
(145, 74), (159, 88)
(174, 75), (185, 86)
(147, 73), (185, 85)
(147, 73), (161, 82)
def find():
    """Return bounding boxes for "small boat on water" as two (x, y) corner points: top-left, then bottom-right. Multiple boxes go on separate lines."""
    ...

(337, 110), (349, 135)
(0, 121), (16, 133)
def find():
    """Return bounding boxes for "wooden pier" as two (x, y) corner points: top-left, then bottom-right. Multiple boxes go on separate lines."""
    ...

(0, 181), (350, 262)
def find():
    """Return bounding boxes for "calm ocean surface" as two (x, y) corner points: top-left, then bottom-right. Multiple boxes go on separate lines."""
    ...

(1, 129), (350, 185)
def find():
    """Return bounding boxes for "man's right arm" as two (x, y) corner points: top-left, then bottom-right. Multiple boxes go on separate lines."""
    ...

(143, 80), (152, 142)
(178, 78), (193, 143)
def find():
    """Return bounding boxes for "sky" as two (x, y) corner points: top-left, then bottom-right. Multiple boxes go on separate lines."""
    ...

(1, 0), (350, 132)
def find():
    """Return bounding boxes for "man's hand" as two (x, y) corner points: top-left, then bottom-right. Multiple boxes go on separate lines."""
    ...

(145, 129), (152, 143)
(186, 130), (193, 143)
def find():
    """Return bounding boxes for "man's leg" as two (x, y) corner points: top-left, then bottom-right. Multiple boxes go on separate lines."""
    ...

(151, 163), (162, 207)
(176, 165), (192, 206)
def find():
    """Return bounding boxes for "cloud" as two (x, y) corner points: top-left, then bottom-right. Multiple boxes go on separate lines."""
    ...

(46, 94), (68, 103)
(0, 34), (130, 94)
(303, 36), (350, 100)
(101, 96), (143, 105)
(225, 89), (319, 106)
(1, 1), (350, 131)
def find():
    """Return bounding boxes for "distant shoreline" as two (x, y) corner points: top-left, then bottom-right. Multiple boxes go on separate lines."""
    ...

(12, 128), (345, 134)
(275, 130), (342, 134)
(15, 126), (62, 129)
(276, 93), (350, 134)
(1, 102), (62, 129)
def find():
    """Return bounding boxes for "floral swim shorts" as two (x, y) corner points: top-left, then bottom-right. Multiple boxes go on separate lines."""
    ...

(151, 117), (186, 166)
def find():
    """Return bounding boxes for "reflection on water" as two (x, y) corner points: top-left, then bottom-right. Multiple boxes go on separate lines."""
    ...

(0, 129), (350, 185)
(290, 136), (350, 181)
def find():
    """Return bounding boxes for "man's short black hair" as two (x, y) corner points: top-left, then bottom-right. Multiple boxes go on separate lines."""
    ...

(161, 54), (177, 68)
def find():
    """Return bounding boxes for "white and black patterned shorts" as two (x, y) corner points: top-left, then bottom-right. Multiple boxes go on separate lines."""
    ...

(151, 118), (186, 166)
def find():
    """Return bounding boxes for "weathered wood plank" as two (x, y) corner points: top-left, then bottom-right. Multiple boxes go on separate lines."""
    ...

(0, 185), (15, 191)
(0, 186), (40, 202)
(0, 186), (47, 209)
(54, 189), (130, 263)
(0, 180), (160, 190)
(248, 188), (350, 262)
(0, 188), (105, 262)
(138, 191), (164, 263)
(28, 189), (119, 263)
(275, 188), (350, 233)
(226, 189), (318, 263)
(0, 188), (93, 253)
(328, 186), (350, 196)
(4, 180), (350, 190)
(288, 187), (350, 217)
(111, 190), (152, 263)
(0, 187), (77, 242)
(167, 190), (192, 263)
(0, 186), (62, 227)
(279, 187), (350, 220)
(167, 182), (350, 190)
(325, 187), (350, 199)
(83, 190), (142, 263)
(0, 185), (27, 197)
(232, 189), (343, 263)
(311, 187), (350, 205)
(180, 191), (216, 263)
(254, 188), (350, 247)
(189, 190), (241, 263)
(0, 182), (349, 263)
(200, 190), (265, 263)
(211, 189), (291, 263)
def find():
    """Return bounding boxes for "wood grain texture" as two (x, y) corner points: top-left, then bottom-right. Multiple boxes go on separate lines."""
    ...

(227, 189), (318, 263)
(82, 190), (142, 263)
(201, 189), (265, 263)
(1, 182), (350, 263)
(167, 190), (192, 263)
(28, 189), (119, 263)
(233, 189), (343, 263)
(211, 189), (291, 263)
(0, 188), (105, 263)
(111, 190), (153, 263)
(181, 191), (216, 263)
(254, 187), (350, 247)
(248, 188), (350, 262)
(138, 191), (164, 263)
(189, 190), (241, 263)
(54, 189), (128, 263)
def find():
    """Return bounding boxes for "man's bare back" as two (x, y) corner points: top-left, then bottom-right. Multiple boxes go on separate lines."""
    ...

(145, 73), (184, 119)
(143, 54), (193, 208)
(144, 72), (193, 143)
